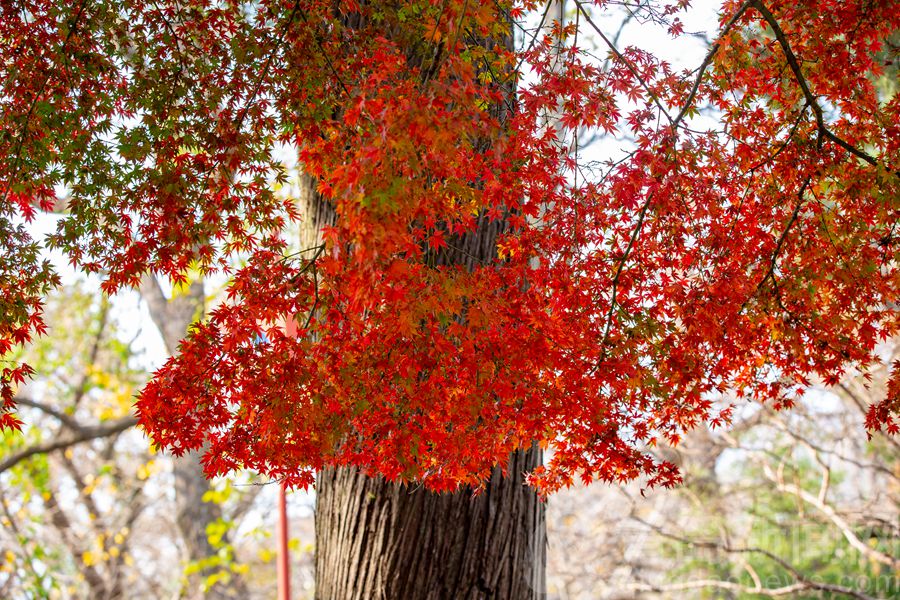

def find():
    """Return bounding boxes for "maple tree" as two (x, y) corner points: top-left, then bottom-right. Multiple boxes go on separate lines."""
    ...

(2, 0), (899, 505)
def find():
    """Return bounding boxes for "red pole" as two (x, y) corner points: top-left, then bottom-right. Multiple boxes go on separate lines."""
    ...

(278, 315), (297, 599)
(277, 482), (291, 600)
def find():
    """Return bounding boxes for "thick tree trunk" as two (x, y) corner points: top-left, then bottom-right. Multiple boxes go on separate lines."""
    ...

(300, 174), (547, 598)
(315, 448), (545, 600)
(308, 5), (545, 593)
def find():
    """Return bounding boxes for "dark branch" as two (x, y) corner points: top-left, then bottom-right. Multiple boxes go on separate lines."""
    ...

(758, 176), (811, 292)
(593, 191), (654, 373)
(752, 1), (892, 174)
(673, 0), (755, 128)
(631, 514), (879, 600)
(14, 396), (81, 430)
(574, 1), (674, 125)
(0, 416), (137, 475)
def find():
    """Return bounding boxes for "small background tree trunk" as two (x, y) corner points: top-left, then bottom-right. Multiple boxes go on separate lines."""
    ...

(141, 278), (249, 600)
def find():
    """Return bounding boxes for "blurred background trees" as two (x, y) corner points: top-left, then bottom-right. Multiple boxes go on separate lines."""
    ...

(0, 282), (315, 599)
(547, 350), (900, 599)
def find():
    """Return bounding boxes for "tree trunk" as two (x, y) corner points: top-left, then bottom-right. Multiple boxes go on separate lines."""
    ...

(299, 178), (547, 598)
(308, 4), (546, 593)
(315, 448), (546, 600)
(140, 277), (249, 600)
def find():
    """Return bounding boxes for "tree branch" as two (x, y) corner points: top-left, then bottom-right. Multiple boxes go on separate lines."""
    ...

(758, 176), (810, 292)
(14, 396), (81, 430)
(752, 1), (893, 174)
(762, 462), (900, 570)
(574, 1), (674, 125)
(592, 192), (654, 373)
(0, 416), (137, 475)
(672, 0), (755, 128)
(627, 578), (875, 599)
(631, 514), (880, 600)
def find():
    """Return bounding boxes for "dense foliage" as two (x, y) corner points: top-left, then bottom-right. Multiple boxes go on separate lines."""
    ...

(1, 0), (898, 492)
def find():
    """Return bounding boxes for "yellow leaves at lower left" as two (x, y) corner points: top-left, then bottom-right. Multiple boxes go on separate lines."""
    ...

(1, 549), (16, 572)
(257, 547), (275, 563)
(81, 550), (97, 567)
(137, 459), (160, 481)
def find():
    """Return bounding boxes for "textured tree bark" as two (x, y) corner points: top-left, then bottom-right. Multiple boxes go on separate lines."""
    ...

(315, 448), (546, 600)
(308, 4), (546, 594)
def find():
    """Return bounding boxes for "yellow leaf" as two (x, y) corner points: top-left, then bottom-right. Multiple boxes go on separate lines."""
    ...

(257, 548), (275, 563)
(137, 460), (157, 481)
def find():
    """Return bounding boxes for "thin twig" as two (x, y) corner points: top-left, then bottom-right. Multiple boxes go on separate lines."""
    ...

(593, 192), (654, 372)
(672, 0), (755, 129)
(574, 1), (674, 125)
(752, 1), (893, 174)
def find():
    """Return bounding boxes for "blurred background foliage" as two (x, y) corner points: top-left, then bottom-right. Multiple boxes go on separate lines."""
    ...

(548, 349), (900, 599)
(0, 283), (315, 599)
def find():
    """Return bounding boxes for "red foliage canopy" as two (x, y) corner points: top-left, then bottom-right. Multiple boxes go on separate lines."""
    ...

(1, 0), (898, 492)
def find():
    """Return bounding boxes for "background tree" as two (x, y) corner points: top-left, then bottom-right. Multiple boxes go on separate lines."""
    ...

(6, 286), (896, 599)
(0, 285), (144, 598)
(544, 350), (900, 599)
(139, 274), (253, 599)
(0, 281), (269, 598)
